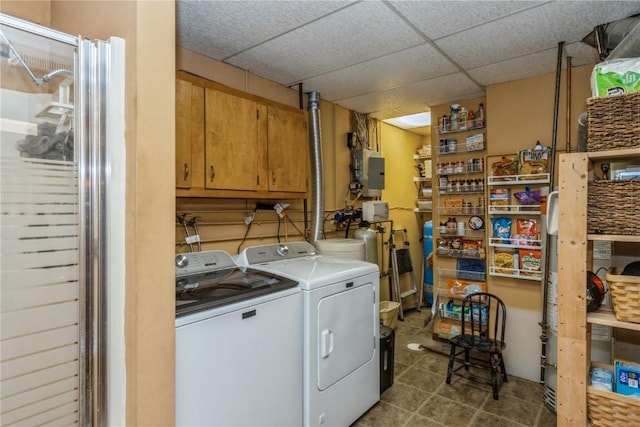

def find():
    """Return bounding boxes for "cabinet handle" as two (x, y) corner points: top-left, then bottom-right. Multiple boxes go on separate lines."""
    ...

(183, 163), (189, 181)
(272, 171), (276, 185)
(210, 165), (215, 182)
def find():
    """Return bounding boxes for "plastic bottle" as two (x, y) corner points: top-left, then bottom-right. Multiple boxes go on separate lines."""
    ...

(354, 221), (378, 265)
(477, 103), (485, 127)
(450, 104), (459, 131)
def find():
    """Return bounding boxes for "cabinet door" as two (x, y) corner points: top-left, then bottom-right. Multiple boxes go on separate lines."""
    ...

(205, 88), (267, 191)
(267, 105), (308, 193)
(175, 79), (204, 189)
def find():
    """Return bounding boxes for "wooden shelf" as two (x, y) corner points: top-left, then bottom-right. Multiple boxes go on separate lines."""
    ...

(586, 148), (640, 160)
(588, 234), (640, 243)
(587, 308), (640, 332)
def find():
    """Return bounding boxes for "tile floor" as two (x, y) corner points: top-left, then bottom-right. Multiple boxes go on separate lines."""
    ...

(352, 309), (557, 427)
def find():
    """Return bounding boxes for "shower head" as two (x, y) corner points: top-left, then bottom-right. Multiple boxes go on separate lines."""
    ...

(1, 29), (73, 86)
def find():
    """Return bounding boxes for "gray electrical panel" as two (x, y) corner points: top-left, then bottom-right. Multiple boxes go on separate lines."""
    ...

(355, 149), (385, 197)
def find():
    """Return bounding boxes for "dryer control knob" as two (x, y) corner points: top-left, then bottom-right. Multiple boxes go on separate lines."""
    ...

(176, 254), (189, 268)
(276, 245), (289, 257)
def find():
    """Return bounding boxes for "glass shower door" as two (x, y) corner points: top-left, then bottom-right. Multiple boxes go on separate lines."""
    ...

(0, 14), (123, 425)
(0, 20), (82, 426)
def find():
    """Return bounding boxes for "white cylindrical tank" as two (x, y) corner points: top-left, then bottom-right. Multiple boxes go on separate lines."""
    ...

(314, 238), (365, 261)
(353, 222), (378, 265)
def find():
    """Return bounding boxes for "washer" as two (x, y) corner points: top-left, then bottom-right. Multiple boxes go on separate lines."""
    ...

(175, 250), (303, 426)
(236, 241), (380, 427)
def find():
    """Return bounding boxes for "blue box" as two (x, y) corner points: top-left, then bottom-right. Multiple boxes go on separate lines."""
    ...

(615, 359), (640, 397)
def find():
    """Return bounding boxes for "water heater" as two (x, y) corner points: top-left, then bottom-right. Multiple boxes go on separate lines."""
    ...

(354, 149), (385, 197)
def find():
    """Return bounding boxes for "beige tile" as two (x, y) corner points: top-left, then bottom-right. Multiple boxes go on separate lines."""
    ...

(414, 350), (450, 374)
(405, 413), (447, 426)
(482, 394), (539, 426)
(381, 382), (432, 412)
(500, 375), (544, 402)
(395, 347), (426, 366)
(351, 400), (412, 427)
(436, 377), (491, 408)
(535, 405), (557, 427)
(417, 394), (477, 427)
(397, 365), (445, 392)
(394, 361), (410, 377)
(470, 410), (528, 427)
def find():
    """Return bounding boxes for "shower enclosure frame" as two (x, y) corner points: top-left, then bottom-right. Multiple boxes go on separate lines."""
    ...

(1, 13), (125, 426)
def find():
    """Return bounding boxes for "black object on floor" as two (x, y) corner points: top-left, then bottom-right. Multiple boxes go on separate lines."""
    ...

(380, 325), (395, 394)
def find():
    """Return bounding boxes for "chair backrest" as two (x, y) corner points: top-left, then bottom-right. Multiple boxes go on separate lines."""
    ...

(460, 292), (506, 343)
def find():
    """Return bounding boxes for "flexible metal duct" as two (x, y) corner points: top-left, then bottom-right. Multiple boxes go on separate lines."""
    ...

(307, 92), (324, 242)
(608, 16), (640, 59)
(583, 15), (640, 59)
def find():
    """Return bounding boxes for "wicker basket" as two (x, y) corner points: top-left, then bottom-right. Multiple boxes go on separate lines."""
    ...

(587, 180), (640, 235)
(587, 368), (640, 427)
(379, 301), (400, 329)
(587, 91), (640, 152)
(606, 267), (640, 323)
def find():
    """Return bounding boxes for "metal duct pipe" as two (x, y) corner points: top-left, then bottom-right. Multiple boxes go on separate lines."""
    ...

(307, 92), (324, 242)
(608, 16), (640, 59)
(583, 15), (640, 59)
(577, 112), (588, 152)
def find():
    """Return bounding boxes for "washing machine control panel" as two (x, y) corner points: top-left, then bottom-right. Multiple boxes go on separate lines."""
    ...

(238, 242), (317, 265)
(175, 250), (237, 277)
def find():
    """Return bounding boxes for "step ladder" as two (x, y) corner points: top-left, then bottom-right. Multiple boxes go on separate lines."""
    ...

(388, 229), (421, 320)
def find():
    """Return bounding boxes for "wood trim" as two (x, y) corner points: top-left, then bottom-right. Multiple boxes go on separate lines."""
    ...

(176, 188), (307, 200)
(557, 153), (589, 426)
(177, 70), (305, 114)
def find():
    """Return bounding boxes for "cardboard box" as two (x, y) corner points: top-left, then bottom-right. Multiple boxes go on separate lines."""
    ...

(465, 133), (485, 151)
(615, 359), (640, 397)
(437, 319), (461, 339)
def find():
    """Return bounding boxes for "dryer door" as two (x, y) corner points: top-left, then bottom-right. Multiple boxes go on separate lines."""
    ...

(317, 282), (375, 390)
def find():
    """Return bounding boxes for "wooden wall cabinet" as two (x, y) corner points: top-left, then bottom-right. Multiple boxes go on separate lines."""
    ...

(267, 105), (308, 193)
(204, 88), (268, 192)
(175, 72), (308, 199)
(175, 78), (204, 189)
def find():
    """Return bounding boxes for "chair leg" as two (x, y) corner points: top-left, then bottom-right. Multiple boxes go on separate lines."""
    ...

(490, 354), (499, 400)
(464, 349), (470, 371)
(446, 344), (456, 384)
(499, 354), (508, 383)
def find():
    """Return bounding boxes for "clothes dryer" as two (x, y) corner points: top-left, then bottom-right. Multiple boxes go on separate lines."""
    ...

(236, 242), (380, 427)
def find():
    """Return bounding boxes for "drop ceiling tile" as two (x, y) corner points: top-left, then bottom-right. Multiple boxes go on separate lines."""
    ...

(467, 48), (562, 87)
(226, 1), (425, 85)
(388, 0), (545, 39)
(337, 73), (484, 114)
(435, 1), (640, 70)
(176, 0), (352, 60)
(301, 43), (459, 101)
(542, 1), (640, 46)
(564, 42), (600, 68)
(436, 6), (564, 69)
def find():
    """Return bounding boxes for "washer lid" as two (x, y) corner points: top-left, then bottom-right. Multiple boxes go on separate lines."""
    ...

(176, 266), (298, 317)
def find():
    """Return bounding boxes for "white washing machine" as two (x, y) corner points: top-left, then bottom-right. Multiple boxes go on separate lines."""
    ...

(175, 250), (303, 426)
(236, 241), (380, 427)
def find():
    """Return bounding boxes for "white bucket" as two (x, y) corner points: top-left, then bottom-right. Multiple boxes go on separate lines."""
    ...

(314, 238), (365, 261)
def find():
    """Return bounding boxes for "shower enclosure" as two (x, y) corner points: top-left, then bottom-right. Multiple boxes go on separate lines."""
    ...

(0, 14), (124, 425)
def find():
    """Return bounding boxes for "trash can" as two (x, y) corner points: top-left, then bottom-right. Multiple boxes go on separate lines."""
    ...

(379, 301), (400, 329)
(379, 325), (395, 394)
